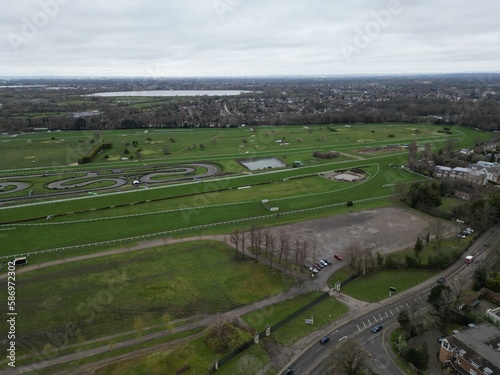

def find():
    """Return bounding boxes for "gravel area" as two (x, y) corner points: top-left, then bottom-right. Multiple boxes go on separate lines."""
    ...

(269, 206), (456, 259)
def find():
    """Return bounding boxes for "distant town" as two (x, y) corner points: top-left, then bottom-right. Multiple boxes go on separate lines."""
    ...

(0, 73), (499, 133)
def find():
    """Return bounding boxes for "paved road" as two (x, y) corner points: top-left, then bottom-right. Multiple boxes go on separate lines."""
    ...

(3, 224), (498, 374)
(279, 223), (500, 375)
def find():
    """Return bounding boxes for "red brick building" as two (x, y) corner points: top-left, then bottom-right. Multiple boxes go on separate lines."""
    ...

(439, 324), (500, 375)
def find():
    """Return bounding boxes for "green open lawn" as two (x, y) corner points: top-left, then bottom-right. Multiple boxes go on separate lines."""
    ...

(242, 291), (348, 346)
(92, 332), (269, 375)
(338, 269), (439, 302)
(0, 240), (295, 359)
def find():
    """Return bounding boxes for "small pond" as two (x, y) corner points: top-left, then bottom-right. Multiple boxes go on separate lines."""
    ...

(240, 157), (287, 171)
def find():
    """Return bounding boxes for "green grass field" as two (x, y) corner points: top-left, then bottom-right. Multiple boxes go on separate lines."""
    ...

(92, 332), (268, 375)
(242, 291), (348, 346)
(0, 240), (294, 360)
(0, 123), (491, 372)
(338, 269), (439, 302)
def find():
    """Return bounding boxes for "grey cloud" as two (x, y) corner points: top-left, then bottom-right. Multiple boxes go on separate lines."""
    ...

(1, 0), (499, 76)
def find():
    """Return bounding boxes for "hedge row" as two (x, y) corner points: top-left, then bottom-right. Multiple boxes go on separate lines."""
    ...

(78, 143), (112, 164)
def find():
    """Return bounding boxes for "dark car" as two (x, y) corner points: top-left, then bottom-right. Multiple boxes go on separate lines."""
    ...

(437, 277), (446, 284)
(371, 324), (383, 333)
(315, 262), (324, 269)
(320, 336), (330, 345)
(322, 259), (332, 265)
(282, 369), (294, 375)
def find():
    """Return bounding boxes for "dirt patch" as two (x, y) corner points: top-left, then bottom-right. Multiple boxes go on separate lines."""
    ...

(269, 206), (455, 259)
(321, 170), (366, 182)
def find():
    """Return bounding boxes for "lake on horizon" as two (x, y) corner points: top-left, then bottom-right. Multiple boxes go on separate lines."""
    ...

(87, 90), (252, 97)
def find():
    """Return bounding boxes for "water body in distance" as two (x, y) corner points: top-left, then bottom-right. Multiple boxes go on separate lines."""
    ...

(87, 90), (252, 97)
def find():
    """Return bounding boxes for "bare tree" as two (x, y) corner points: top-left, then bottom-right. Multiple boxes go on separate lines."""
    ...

(249, 225), (258, 258)
(433, 220), (445, 251)
(327, 339), (366, 375)
(230, 229), (242, 253)
(344, 243), (364, 276)
(278, 229), (290, 264)
(240, 230), (246, 256)
(293, 236), (302, 270)
(267, 232), (276, 267)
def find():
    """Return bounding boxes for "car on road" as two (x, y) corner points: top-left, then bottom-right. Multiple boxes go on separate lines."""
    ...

(371, 324), (383, 333)
(282, 368), (294, 375)
(334, 254), (343, 261)
(437, 277), (446, 284)
(319, 336), (330, 345)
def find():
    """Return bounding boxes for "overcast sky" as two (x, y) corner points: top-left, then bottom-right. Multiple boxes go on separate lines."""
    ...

(1, 0), (499, 77)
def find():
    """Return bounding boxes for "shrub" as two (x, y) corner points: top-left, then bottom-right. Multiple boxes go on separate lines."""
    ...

(346, 201), (353, 207)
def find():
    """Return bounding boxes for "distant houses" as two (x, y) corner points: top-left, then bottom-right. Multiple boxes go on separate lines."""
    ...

(435, 161), (500, 186)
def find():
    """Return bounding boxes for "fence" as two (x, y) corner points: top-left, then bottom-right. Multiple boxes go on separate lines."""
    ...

(211, 292), (329, 371)
(0, 194), (397, 261)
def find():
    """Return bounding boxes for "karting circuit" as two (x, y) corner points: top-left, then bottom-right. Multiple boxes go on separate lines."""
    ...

(0, 163), (220, 201)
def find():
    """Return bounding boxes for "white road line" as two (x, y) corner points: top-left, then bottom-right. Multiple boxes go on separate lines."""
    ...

(363, 321), (367, 328)
(390, 310), (394, 316)
(385, 312), (388, 318)
(373, 316), (377, 322)
(357, 325), (361, 332)
(395, 306), (400, 313)
(379, 314), (383, 320)
(368, 318), (371, 325)
(406, 302), (411, 308)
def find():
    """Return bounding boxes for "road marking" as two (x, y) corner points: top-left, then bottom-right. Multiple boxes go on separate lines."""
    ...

(379, 314), (383, 320)
(373, 316), (378, 322)
(395, 306), (400, 313)
(357, 325), (361, 332)
(385, 312), (389, 318)
(390, 310), (394, 316)
(406, 302), (411, 308)
(367, 318), (371, 325)
(339, 336), (347, 341)
(363, 321), (367, 328)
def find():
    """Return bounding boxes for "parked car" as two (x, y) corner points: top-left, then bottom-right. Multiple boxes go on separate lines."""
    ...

(457, 234), (466, 239)
(437, 277), (446, 284)
(319, 259), (329, 266)
(321, 259), (332, 265)
(371, 324), (383, 333)
(309, 266), (318, 273)
(334, 254), (343, 261)
(282, 368), (294, 375)
(319, 336), (330, 345)
(315, 262), (324, 269)
(464, 228), (474, 234)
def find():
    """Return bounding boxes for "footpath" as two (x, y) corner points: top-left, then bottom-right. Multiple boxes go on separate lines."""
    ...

(3, 224), (498, 374)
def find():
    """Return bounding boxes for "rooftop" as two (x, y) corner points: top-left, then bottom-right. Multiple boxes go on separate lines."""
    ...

(450, 324), (500, 372)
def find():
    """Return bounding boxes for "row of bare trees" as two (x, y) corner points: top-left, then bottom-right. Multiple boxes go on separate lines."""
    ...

(230, 226), (319, 273)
